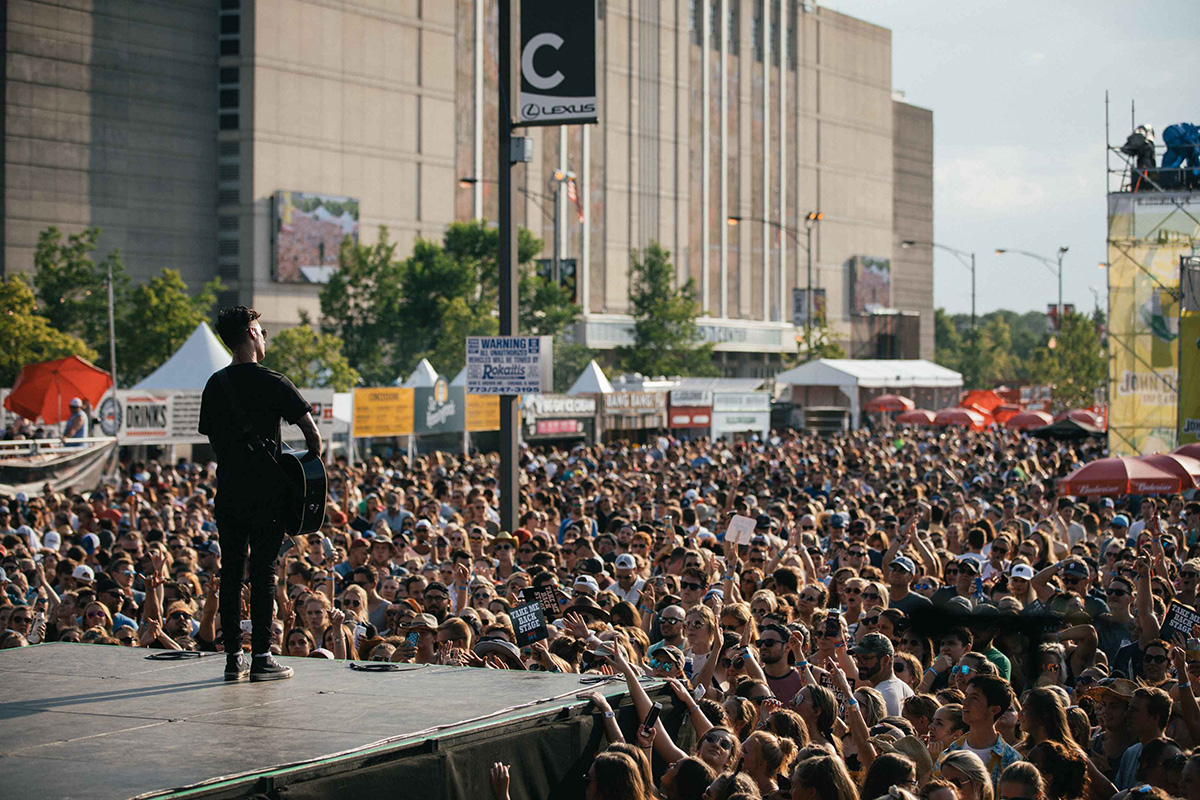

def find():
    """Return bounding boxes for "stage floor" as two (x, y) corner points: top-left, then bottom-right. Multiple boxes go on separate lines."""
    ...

(0, 644), (637, 800)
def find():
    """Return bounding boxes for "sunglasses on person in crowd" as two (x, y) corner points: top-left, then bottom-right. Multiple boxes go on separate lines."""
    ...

(658, 615), (683, 625)
(756, 638), (784, 649)
(951, 665), (971, 676)
(680, 581), (704, 592)
(1143, 654), (1169, 665)
(702, 732), (735, 750)
(860, 615), (880, 626)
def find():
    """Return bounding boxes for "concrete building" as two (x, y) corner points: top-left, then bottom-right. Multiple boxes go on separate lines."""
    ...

(3, 0), (933, 374)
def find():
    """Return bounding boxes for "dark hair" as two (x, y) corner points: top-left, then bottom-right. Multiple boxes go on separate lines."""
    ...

(1134, 686), (1173, 730)
(1028, 740), (1088, 800)
(967, 674), (1013, 719)
(672, 756), (716, 800)
(215, 306), (260, 349)
(861, 753), (916, 800)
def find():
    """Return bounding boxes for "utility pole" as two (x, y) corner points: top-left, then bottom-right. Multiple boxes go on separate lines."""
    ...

(902, 240), (976, 330)
(497, 0), (519, 534)
(107, 259), (118, 407)
(995, 246), (1069, 333)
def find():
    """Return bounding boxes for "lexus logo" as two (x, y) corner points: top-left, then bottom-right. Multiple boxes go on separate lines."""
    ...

(523, 103), (540, 118)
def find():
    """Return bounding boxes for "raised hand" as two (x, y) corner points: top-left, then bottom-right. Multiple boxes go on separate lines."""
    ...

(564, 611), (591, 640)
(489, 762), (511, 800)
(577, 690), (613, 712)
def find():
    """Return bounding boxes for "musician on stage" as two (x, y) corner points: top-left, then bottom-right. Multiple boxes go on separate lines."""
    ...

(199, 306), (321, 682)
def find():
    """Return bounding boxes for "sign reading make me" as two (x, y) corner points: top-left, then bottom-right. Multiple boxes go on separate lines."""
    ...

(466, 336), (553, 395)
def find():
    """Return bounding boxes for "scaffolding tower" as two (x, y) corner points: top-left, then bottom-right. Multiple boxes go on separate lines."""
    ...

(1105, 95), (1200, 455)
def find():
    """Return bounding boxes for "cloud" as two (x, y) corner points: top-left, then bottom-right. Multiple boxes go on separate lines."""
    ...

(934, 147), (1051, 214)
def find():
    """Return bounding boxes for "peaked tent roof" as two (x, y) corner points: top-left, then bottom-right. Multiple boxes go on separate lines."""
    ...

(133, 322), (231, 390)
(402, 359), (439, 388)
(450, 367), (467, 387)
(567, 360), (614, 395)
(774, 359), (962, 389)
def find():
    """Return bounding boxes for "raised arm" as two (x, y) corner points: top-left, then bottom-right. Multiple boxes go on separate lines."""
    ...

(605, 642), (688, 764)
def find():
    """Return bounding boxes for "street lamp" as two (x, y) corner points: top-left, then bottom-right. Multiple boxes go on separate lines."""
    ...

(461, 175), (574, 284)
(995, 246), (1068, 328)
(902, 240), (977, 330)
(728, 211), (823, 351)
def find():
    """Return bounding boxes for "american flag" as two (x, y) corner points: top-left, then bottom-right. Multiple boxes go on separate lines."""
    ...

(567, 180), (584, 223)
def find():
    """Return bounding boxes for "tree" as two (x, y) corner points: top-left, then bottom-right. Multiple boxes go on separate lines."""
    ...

(1026, 311), (1107, 410)
(31, 226), (128, 373)
(319, 229), (407, 386)
(788, 321), (845, 365)
(116, 269), (221, 384)
(616, 241), (717, 377)
(0, 275), (97, 386)
(934, 308), (963, 372)
(261, 313), (360, 391)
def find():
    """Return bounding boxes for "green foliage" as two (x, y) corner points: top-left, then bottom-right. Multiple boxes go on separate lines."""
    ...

(0, 275), (98, 386)
(791, 322), (846, 365)
(32, 226), (128, 373)
(934, 306), (1106, 408)
(616, 241), (717, 377)
(262, 312), (360, 391)
(319, 229), (407, 386)
(116, 269), (222, 385)
(552, 335), (597, 393)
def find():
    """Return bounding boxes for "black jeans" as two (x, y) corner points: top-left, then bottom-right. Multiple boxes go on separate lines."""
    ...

(216, 497), (285, 656)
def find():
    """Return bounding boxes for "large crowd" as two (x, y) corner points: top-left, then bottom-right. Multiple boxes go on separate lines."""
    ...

(2, 425), (1198, 800)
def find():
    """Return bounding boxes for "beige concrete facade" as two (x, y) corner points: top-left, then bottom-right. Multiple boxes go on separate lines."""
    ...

(3, 0), (933, 369)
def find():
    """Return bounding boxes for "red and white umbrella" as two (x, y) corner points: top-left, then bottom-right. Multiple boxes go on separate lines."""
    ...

(896, 409), (936, 426)
(933, 407), (988, 431)
(1055, 409), (1104, 428)
(1139, 453), (1200, 490)
(1173, 443), (1200, 462)
(1004, 411), (1054, 431)
(993, 403), (1024, 424)
(1056, 456), (1182, 497)
(865, 394), (916, 413)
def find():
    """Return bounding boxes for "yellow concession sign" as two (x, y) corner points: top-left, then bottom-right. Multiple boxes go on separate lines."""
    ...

(352, 387), (414, 437)
(464, 392), (501, 432)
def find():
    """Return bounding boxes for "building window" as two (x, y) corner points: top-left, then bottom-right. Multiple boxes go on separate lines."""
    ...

(219, 67), (239, 84)
(771, 0), (780, 66)
(219, 89), (239, 109)
(727, 2), (739, 55)
(788, 0), (798, 70)
(709, 0), (719, 48)
(690, 0), (701, 45)
(752, 2), (762, 62)
(219, 113), (239, 130)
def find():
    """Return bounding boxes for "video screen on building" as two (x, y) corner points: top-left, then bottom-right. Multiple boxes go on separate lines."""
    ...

(851, 255), (892, 314)
(273, 191), (359, 283)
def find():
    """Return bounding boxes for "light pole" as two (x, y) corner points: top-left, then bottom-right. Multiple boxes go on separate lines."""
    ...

(995, 246), (1069, 330)
(727, 211), (822, 353)
(902, 240), (976, 330)
(460, 175), (568, 280)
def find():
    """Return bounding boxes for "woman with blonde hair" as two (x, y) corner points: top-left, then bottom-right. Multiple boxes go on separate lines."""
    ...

(791, 754), (859, 800)
(937, 751), (993, 800)
(742, 730), (798, 797)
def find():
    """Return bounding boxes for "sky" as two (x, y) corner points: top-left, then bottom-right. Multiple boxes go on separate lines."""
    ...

(823, 0), (1200, 316)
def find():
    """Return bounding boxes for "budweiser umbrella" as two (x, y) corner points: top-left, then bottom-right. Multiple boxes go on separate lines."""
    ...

(933, 407), (988, 431)
(993, 403), (1024, 424)
(1140, 453), (1200, 490)
(3, 355), (113, 425)
(1004, 410), (1054, 431)
(896, 409), (936, 426)
(1055, 409), (1104, 428)
(1173, 443), (1200, 462)
(1056, 456), (1182, 497)
(865, 394), (916, 413)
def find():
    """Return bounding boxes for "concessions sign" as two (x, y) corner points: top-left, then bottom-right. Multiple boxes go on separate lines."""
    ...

(669, 389), (712, 429)
(518, 0), (597, 126)
(351, 387), (415, 438)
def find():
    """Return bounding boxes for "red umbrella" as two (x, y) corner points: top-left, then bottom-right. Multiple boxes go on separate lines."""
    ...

(1055, 409), (1104, 428)
(1004, 410), (1054, 431)
(865, 394), (916, 413)
(896, 409), (936, 426)
(993, 403), (1024, 424)
(1056, 456), (1182, 497)
(933, 407), (988, 431)
(3, 355), (113, 424)
(1140, 453), (1200, 489)
(1173, 443), (1200, 461)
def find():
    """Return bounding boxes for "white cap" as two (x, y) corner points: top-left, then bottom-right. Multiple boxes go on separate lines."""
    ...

(615, 553), (637, 570)
(72, 564), (95, 583)
(42, 530), (61, 551)
(573, 575), (600, 595)
(69, 397), (82, 408)
(1009, 564), (1035, 580)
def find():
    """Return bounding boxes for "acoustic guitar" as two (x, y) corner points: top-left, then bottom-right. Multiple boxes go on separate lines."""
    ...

(277, 446), (327, 536)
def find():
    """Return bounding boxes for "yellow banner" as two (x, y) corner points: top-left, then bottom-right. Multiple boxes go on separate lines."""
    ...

(464, 393), (501, 432)
(351, 387), (414, 437)
(1180, 310), (1200, 444)
(1106, 192), (1200, 455)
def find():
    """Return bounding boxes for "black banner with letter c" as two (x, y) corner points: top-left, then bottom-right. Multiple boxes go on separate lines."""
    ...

(518, 0), (597, 126)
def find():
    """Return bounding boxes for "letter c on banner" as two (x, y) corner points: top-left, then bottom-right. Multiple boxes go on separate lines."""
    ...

(522, 32), (564, 90)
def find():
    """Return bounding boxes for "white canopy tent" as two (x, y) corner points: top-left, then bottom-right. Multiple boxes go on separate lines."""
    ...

(132, 323), (230, 390)
(774, 359), (963, 427)
(402, 359), (439, 388)
(567, 360), (614, 395)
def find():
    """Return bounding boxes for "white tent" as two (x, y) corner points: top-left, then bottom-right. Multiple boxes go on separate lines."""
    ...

(450, 367), (466, 387)
(132, 322), (230, 390)
(774, 359), (962, 427)
(402, 359), (439, 388)
(567, 360), (613, 395)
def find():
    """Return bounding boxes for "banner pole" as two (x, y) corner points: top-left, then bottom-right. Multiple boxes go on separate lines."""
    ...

(498, 0), (519, 534)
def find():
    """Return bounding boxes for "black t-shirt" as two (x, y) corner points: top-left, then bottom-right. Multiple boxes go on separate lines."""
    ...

(198, 363), (310, 497)
(891, 589), (932, 614)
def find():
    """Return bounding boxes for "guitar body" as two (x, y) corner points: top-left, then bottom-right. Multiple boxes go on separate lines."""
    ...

(277, 447), (328, 535)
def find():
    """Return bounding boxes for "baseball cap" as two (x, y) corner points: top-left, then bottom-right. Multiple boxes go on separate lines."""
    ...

(614, 553), (637, 570)
(889, 555), (916, 574)
(1009, 564), (1035, 580)
(851, 632), (895, 657)
(579, 557), (605, 575)
(349, 538), (370, 550)
(414, 519), (432, 530)
(830, 513), (847, 529)
(573, 575), (600, 595)
(1061, 561), (1090, 579)
(69, 397), (82, 408)
(81, 532), (100, 555)
(756, 514), (773, 530)
(42, 530), (61, 552)
(72, 564), (95, 583)
(0, 567), (7, 583)
(1111, 514), (1130, 529)
(1101, 497), (1115, 508)
(956, 558), (980, 575)
(408, 613), (438, 632)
